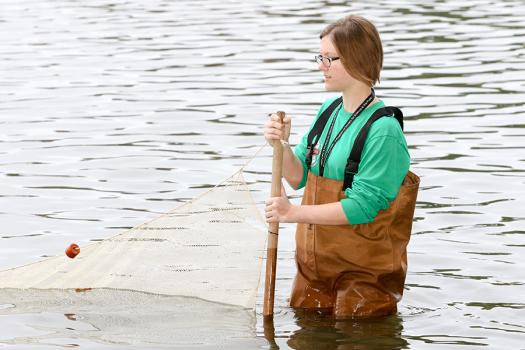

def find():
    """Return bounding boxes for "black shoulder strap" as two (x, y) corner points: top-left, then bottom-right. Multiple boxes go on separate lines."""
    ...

(342, 106), (403, 191)
(305, 97), (343, 169)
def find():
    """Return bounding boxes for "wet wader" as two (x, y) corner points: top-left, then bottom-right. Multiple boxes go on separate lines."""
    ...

(290, 97), (420, 318)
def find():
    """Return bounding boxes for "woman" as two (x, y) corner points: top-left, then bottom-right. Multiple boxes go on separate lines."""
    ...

(264, 15), (419, 318)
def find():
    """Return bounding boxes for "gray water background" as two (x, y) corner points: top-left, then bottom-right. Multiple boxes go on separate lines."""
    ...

(1, 0), (524, 348)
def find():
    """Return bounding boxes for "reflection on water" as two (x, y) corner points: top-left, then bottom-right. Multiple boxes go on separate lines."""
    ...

(267, 311), (408, 350)
(1, 0), (524, 349)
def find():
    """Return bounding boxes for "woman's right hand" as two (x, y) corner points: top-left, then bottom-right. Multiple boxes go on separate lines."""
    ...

(264, 113), (291, 147)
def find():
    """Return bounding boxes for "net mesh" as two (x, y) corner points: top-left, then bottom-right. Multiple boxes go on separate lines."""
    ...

(0, 288), (266, 348)
(0, 169), (267, 309)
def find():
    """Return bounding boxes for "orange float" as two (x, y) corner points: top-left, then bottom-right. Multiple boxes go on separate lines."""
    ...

(65, 243), (80, 259)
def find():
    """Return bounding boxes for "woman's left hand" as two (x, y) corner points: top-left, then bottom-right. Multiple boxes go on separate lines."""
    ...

(265, 186), (295, 223)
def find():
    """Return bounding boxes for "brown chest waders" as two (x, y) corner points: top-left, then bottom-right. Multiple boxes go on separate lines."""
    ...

(290, 97), (420, 317)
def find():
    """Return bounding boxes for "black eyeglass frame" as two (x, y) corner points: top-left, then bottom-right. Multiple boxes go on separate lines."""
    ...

(314, 54), (340, 68)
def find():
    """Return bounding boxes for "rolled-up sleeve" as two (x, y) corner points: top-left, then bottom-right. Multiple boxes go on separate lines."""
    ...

(293, 138), (309, 190)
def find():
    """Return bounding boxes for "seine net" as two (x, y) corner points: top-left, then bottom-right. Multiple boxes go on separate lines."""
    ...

(0, 169), (267, 309)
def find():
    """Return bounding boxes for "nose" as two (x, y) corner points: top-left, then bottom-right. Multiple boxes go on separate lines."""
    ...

(318, 62), (328, 71)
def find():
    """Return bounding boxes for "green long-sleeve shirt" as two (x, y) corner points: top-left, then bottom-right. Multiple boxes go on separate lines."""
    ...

(294, 96), (410, 224)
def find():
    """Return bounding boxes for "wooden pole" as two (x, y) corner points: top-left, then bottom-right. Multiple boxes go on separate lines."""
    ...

(263, 317), (279, 349)
(263, 111), (285, 319)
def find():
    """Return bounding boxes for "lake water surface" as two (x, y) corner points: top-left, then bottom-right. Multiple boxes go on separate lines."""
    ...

(1, 0), (524, 349)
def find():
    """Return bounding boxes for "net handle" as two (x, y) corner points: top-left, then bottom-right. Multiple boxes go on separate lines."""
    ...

(263, 111), (285, 319)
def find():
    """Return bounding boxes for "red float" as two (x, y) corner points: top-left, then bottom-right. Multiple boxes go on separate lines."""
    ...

(65, 243), (80, 259)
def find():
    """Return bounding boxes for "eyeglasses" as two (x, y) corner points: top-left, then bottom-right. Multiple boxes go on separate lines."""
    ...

(314, 54), (340, 68)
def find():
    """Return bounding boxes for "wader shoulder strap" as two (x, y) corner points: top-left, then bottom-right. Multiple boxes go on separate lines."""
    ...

(305, 97), (343, 169)
(343, 106), (404, 191)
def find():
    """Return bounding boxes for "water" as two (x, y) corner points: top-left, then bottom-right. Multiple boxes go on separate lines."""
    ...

(1, 0), (524, 348)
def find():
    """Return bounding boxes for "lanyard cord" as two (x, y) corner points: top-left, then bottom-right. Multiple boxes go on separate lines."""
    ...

(319, 89), (375, 176)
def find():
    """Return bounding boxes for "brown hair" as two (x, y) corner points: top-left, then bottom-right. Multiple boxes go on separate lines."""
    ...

(320, 15), (383, 86)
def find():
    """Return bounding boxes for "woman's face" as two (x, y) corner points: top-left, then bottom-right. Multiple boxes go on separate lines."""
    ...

(319, 35), (355, 92)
